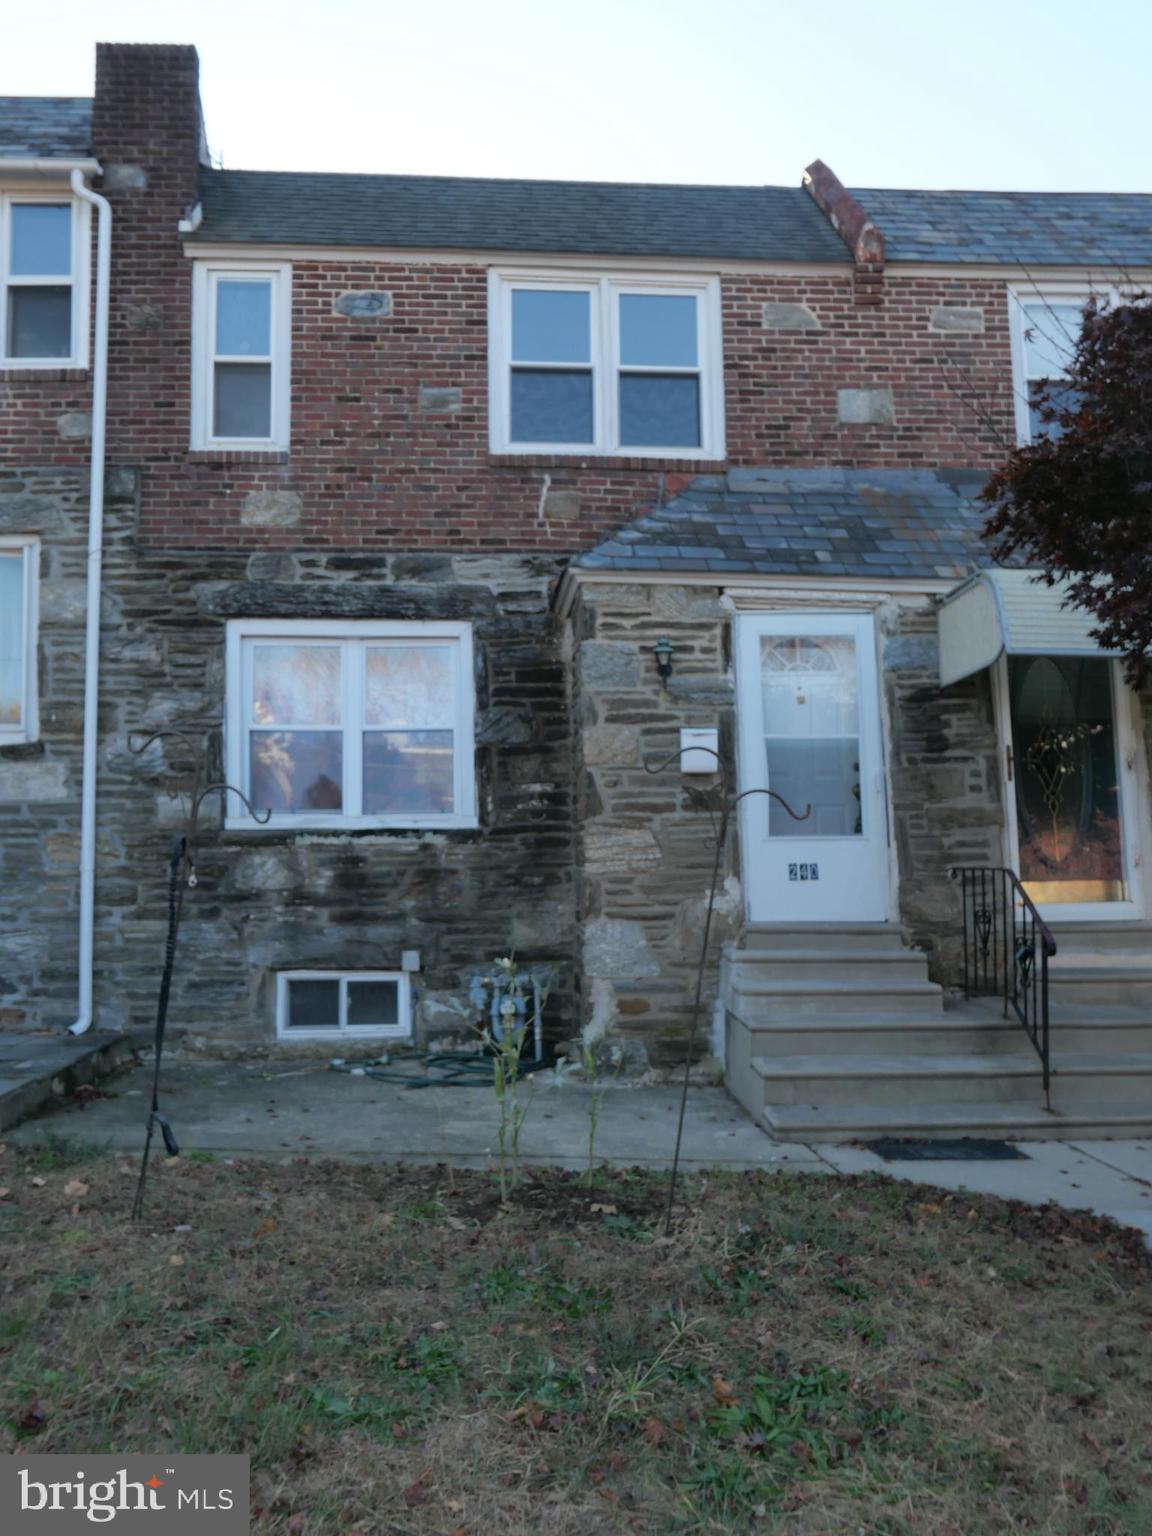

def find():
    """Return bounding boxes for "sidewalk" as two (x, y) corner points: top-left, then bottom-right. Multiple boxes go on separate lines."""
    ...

(6, 1055), (1151, 1241)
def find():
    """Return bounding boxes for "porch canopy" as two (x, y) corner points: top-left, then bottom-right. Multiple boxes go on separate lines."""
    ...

(937, 568), (1114, 687)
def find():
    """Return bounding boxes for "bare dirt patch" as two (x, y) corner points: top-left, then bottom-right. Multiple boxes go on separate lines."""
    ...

(1, 1140), (1149, 1534)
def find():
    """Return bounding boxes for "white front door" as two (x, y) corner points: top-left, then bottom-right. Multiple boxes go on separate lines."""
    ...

(996, 655), (1146, 922)
(736, 612), (890, 923)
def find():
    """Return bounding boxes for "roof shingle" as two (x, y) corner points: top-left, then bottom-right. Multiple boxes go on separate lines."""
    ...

(0, 97), (92, 159)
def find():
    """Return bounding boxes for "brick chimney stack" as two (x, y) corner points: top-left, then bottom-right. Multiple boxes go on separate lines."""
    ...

(92, 43), (204, 213)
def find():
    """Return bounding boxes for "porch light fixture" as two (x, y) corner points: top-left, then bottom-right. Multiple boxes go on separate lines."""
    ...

(651, 635), (676, 687)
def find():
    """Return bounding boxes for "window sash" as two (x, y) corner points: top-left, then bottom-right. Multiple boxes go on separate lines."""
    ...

(491, 271), (723, 458)
(226, 621), (475, 829)
(275, 970), (412, 1040)
(191, 264), (291, 449)
(0, 194), (85, 367)
(0, 539), (37, 742)
(1009, 288), (1113, 445)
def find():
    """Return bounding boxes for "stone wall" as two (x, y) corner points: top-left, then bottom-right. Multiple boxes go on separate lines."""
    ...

(0, 466), (577, 1045)
(569, 580), (740, 1070)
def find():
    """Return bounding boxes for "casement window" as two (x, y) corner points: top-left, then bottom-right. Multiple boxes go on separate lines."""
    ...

(0, 195), (88, 367)
(488, 270), (724, 458)
(0, 537), (38, 744)
(225, 619), (476, 830)
(276, 970), (412, 1041)
(191, 263), (291, 449)
(1008, 289), (1096, 444)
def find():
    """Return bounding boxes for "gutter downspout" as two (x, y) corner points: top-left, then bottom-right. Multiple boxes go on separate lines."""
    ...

(67, 168), (112, 1036)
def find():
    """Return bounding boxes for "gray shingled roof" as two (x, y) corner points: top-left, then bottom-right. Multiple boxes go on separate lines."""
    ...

(575, 468), (995, 582)
(854, 188), (1152, 267)
(0, 97), (92, 159)
(194, 168), (850, 261)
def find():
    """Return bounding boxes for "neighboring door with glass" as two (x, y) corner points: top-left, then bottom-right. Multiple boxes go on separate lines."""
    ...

(736, 613), (890, 923)
(997, 655), (1145, 921)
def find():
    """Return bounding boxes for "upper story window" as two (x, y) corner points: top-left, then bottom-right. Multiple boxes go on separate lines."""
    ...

(191, 263), (291, 450)
(1009, 289), (1093, 444)
(489, 270), (724, 459)
(0, 537), (39, 744)
(1, 195), (87, 368)
(224, 619), (477, 831)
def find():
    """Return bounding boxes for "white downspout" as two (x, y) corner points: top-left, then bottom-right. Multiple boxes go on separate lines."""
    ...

(67, 169), (112, 1036)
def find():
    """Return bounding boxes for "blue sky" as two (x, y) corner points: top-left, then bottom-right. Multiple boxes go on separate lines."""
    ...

(4, 0), (1150, 191)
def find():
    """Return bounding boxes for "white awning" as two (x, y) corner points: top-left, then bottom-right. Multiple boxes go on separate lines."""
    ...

(938, 569), (1114, 687)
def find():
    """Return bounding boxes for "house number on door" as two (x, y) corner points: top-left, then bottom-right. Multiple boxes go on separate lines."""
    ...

(788, 863), (820, 881)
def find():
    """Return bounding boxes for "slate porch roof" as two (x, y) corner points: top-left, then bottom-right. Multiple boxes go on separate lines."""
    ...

(573, 468), (995, 584)
(0, 97), (93, 159)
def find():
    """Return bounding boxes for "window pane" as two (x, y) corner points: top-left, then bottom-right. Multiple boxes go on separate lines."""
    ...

(250, 730), (343, 813)
(7, 287), (71, 358)
(1028, 381), (1082, 441)
(214, 362), (272, 438)
(765, 738), (863, 837)
(0, 553), (25, 726)
(366, 645), (453, 729)
(346, 980), (400, 1029)
(10, 204), (71, 276)
(252, 645), (341, 725)
(761, 635), (862, 838)
(215, 279), (272, 356)
(510, 368), (593, 443)
(1022, 302), (1082, 382)
(287, 978), (340, 1030)
(511, 289), (590, 363)
(619, 293), (697, 366)
(619, 373), (700, 447)
(363, 730), (454, 814)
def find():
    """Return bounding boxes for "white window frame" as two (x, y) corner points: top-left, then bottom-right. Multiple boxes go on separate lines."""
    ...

(488, 267), (725, 459)
(1007, 283), (1120, 445)
(0, 535), (39, 744)
(191, 262), (292, 450)
(0, 192), (90, 369)
(224, 618), (477, 831)
(275, 969), (413, 1041)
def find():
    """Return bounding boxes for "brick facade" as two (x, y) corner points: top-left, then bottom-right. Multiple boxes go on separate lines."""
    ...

(0, 42), (1118, 1058)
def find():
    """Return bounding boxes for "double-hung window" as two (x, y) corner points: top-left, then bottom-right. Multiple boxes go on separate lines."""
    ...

(1, 195), (86, 367)
(191, 264), (291, 449)
(0, 537), (38, 744)
(490, 271), (724, 458)
(225, 620), (476, 830)
(1009, 289), (1093, 443)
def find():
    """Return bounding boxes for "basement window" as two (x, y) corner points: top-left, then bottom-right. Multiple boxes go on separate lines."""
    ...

(0, 195), (88, 367)
(191, 262), (292, 449)
(488, 269), (725, 458)
(224, 618), (477, 830)
(0, 537), (39, 744)
(276, 971), (412, 1041)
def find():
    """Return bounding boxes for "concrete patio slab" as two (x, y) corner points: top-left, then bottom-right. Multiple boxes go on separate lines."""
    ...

(0, 1031), (135, 1131)
(5, 1057), (827, 1171)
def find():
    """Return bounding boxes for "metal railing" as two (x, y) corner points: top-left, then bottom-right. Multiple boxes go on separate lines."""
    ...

(949, 866), (1057, 1104)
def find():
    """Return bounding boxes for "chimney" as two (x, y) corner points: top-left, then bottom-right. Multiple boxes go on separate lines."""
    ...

(803, 160), (885, 307)
(92, 44), (204, 211)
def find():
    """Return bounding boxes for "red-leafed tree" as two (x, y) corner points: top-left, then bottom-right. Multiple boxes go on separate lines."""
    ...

(982, 295), (1152, 683)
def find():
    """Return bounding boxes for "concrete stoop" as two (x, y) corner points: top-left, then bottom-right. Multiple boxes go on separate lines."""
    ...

(724, 924), (1152, 1142)
(0, 1032), (136, 1132)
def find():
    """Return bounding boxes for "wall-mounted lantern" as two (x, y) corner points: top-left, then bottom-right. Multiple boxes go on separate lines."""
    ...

(651, 635), (676, 687)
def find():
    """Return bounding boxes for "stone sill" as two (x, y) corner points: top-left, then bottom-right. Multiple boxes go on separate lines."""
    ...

(0, 367), (89, 383)
(488, 453), (728, 473)
(187, 450), (291, 466)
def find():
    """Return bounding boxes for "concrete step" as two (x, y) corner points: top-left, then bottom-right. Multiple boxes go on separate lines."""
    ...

(751, 1050), (1152, 1110)
(1048, 923), (1152, 953)
(0, 1032), (135, 1132)
(729, 1009), (1025, 1058)
(761, 1098), (1152, 1143)
(728, 948), (932, 984)
(740, 924), (916, 953)
(728, 977), (945, 1021)
(1048, 958), (1152, 1008)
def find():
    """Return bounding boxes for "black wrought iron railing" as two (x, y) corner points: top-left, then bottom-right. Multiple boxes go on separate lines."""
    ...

(949, 866), (1057, 1104)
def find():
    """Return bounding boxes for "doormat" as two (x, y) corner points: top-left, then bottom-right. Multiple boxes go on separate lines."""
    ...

(860, 1137), (1029, 1162)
